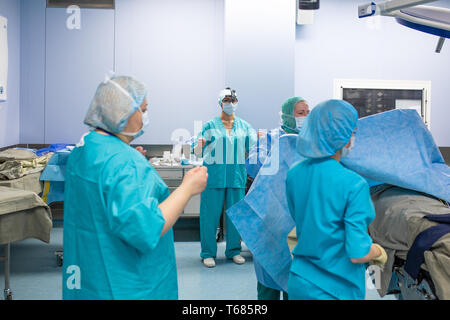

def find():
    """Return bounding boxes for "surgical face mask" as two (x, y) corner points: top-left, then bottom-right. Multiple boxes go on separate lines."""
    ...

(341, 135), (355, 158)
(121, 106), (149, 139)
(295, 116), (307, 130)
(222, 102), (238, 115)
(141, 109), (150, 128)
(279, 112), (301, 133)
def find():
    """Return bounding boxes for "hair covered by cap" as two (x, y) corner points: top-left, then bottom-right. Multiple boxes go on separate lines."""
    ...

(281, 96), (306, 133)
(218, 87), (238, 106)
(296, 99), (358, 158)
(84, 75), (148, 133)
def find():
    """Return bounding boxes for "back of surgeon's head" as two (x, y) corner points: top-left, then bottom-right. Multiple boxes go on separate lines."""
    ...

(296, 99), (358, 158)
(84, 75), (148, 134)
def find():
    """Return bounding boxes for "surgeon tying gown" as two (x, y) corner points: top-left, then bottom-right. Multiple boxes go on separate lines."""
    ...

(286, 100), (387, 300)
(245, 96), (309, 300)
(63, 76), (207, 299)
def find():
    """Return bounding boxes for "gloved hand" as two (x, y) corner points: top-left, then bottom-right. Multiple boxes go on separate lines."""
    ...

(372, 244), (388, 270)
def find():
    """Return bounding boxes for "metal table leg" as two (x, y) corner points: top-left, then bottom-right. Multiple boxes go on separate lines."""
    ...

(2, 244), (13, 300)
(55, 250), (63, 267)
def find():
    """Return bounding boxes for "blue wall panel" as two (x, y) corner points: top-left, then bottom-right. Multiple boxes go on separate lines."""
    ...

(0, 0), (20, 148)
(45, 8), (114, 144)
(20, 0), (46, 144)
(225, 0), (297, 133)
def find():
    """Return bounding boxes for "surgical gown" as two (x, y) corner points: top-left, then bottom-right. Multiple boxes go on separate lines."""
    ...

(196, 116), (256, 259)
(63, 131), (177, 300)
(286, 157), (375, 300)
(246, 127), (289, 299)
(246, 127), (285, 179)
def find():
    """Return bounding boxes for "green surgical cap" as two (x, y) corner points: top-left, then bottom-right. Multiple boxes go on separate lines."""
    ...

(281, 96), (306, 134)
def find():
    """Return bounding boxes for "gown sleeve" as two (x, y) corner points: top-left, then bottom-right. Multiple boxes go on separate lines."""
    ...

(343, 178), (376, 259)
(246, 132), (269, 179)
(246, 123), (258, 154)
(101, 154), (167, 254)
(285, 169), (296, 220)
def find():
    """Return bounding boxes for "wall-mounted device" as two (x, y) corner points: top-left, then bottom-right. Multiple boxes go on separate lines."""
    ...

(299, 0), (320, 10)
(47, 0), (114, 9)
(0, 16), (7, 102)
(297, 0), (319, 25)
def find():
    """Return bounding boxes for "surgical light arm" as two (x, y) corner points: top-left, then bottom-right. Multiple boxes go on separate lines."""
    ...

(358, 0), (450, 52)
(358, 0), (437, 18)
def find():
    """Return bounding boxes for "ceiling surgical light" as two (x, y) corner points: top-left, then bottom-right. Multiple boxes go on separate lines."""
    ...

(358, 0), (450, 53)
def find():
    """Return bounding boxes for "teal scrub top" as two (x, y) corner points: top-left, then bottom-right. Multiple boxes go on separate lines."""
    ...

(197, 116), (257, 189)
(62, 131), (177, 300)
(286, 158), (375, 300)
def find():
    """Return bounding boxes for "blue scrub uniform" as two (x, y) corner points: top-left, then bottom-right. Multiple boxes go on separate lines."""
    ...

(197, 116), (256, 259)
(286, 158), (375, 300)
(63, 131), (177, 300)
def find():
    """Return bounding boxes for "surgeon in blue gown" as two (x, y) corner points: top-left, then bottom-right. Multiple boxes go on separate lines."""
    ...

(286, 99), (388, 300)
(245, 96), (310, 300)
(194, 88), (257, 268)
(63, 75), (208, 300)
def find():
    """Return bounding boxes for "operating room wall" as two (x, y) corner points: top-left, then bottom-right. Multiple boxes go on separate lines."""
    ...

(17, 0), (450, 146)
(295, 0), (450, 147)
(18, 0), (225, 145)
(224, 0), (297, 133)
(44, 8), (115, 143)
(20, 0), (45, 144)
(115, 0), (225, 145)
(19, 0), (115, 144)
(115, 0), (295, 143)
(0, 0), (20, 148)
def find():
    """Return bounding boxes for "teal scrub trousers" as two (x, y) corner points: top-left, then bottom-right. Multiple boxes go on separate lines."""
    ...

(288, 272), (337, 300)
(200, 188), (244, 259)
(257, 282), (288, 300)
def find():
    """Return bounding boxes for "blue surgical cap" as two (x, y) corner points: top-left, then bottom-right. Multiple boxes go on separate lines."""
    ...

(84, 75), (148, 133)
(296, 99), (358, 158)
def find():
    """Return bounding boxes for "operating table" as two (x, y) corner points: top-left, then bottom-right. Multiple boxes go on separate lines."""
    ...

(369, 184), (450, 300)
